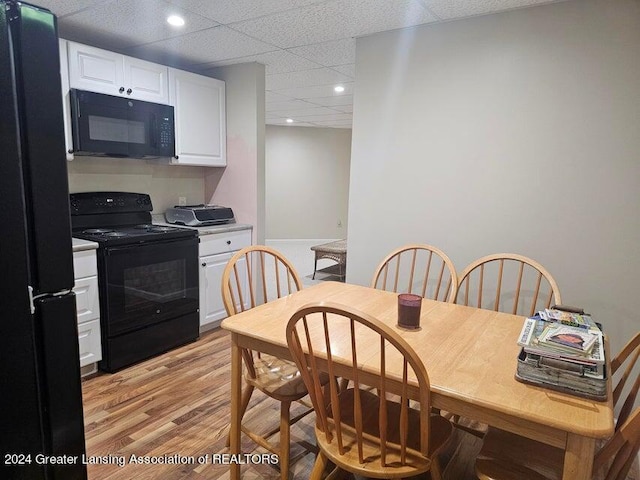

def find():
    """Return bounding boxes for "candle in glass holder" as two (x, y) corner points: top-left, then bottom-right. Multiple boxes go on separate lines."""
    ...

(397, 293), (422, 329)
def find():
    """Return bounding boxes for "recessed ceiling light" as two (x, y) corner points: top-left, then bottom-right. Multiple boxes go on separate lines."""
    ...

(334, 85), (345, 93)
(167, 15), (185, 27)
(286, 118), (294, 123)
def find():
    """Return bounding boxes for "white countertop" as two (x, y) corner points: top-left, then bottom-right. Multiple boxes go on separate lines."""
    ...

(72, 238), (99, 252)
(151, 214), (252, 236)
(184, 223), (253, 235)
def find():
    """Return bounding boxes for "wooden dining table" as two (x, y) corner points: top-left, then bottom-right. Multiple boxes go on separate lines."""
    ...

(221, 281), (614, 480)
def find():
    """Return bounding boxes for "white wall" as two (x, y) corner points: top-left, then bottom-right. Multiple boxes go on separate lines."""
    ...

(348, 0), (640, 356)
(205, 63), (266, 244)
(266, 125), (351, 239)
(67, 158), (205, 213)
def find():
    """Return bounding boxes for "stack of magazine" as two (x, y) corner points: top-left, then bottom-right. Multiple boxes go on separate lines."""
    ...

(516, 308), (606, 400)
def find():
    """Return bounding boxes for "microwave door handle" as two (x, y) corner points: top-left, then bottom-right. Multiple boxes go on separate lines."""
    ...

(150, 116), (157, 148)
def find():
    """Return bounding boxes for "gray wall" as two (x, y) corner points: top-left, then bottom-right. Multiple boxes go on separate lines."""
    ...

(266, 125), (351, 239)
(348, 0), (640, 355)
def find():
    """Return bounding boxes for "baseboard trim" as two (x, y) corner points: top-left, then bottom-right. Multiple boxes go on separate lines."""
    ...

(266, 238), (340, 244)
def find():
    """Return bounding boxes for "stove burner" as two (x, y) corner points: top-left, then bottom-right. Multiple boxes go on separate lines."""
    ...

(103, 232), (128, 237)
(148, 226), (175, 233)
(134, 224), (154, 229)
(83, 228), (114, 234)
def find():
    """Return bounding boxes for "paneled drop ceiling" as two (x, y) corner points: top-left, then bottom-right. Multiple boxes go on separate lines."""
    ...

(38, 0), (564, 129)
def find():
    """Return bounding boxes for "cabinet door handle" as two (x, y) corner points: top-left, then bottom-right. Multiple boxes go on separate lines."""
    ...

(119, 87), (125, 93)
(201, 262), (207, 267)
(226, 240), (231, 245)
(126, 88), (133, 95)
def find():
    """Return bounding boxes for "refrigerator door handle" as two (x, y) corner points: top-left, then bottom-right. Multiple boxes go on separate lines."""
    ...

(28, 285), (35, 314)
(28, 286), (73, 313)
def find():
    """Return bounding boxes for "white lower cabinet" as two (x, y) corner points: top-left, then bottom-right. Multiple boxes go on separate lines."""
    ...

(72, 249), (102, 369)
(77, 319), (102, 367)
(198, 230), (251, 329)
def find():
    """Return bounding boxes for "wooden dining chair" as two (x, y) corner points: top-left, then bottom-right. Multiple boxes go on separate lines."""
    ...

(286, 302), (454, 480)
(371, 244), (458, 302)
(474, 330), (640, 480)
(456, 253), (562, 317)
(221, 245), (311, 480)
(611, 331), (640, 432)
(474, 407), (640, 480)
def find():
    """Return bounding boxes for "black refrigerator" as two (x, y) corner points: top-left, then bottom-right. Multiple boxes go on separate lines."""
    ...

(0, 1), (87, 479)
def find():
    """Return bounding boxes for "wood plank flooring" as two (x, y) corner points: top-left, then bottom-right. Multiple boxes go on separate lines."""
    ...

(82, 329), (318, 479)
(82, 328), (638, 480)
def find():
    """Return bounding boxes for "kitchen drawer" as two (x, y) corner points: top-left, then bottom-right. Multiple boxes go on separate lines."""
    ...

(73, 276), (100, 324)
(73, 249), (97, 278)
(77, 319), (102, 367)
(199, 230), (251, 257)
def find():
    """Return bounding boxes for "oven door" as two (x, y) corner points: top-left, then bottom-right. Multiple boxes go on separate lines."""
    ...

(101, 237), (199, 337)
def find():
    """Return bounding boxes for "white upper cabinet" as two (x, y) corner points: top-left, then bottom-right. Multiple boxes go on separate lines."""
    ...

(169, 68), (226, 167)
(122, 56), (169, 104)
(67, 42), (168, 104)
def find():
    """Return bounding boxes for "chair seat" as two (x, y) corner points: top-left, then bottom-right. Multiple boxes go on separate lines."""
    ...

(246, 355), (329, 400)
(318, 388), (454, 478)
(475, 427), (565, 480)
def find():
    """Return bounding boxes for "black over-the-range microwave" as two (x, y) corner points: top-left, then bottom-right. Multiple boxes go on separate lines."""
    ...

(70, 89), (175, 159)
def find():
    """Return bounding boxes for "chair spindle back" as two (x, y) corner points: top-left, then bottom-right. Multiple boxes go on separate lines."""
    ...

(456, 253), (561, 317)
(222, 245), (302, 316)
(611, 331), (640, 431)
(371, 244), (458, 303)
(287, 302), (434, 471)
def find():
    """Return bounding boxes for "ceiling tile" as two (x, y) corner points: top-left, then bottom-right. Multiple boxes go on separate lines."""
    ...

(332, 104), (353, 113)
(197, 50), (323, 74)
(331, 64), (355, 77)
(168, 0), (326, 24)
(266, 68), (352, 90)
(58, 0), (218, 50)
(125, 26), (276, 65)
(290, 112), (352, 122)
(232, 0), (436, 49)
(287, 38), (356, 66)
(265, 99), (319, 111)
(33, 0), (109, 18)
(422, 0), (560, 20)
(266, 91), (294, 103)
(303, 95), (354, 107)
(269, 106), (342, 117)
(271, 82), (354, 100)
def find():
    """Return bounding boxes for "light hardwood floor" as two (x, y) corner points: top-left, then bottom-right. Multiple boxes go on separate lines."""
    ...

(82, 329), (319, 480)
(82, 328), (638, 480)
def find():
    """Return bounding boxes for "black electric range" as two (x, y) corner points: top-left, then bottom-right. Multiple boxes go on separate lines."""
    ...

(70, 192), (199, 372)
(74, 224), (194, 245)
